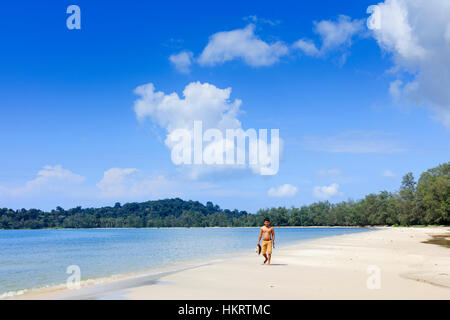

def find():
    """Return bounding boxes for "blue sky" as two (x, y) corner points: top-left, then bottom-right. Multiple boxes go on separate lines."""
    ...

(0, 0), (449, 212)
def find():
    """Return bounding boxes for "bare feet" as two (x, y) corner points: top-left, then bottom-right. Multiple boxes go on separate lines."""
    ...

(263, 257), (268, 264)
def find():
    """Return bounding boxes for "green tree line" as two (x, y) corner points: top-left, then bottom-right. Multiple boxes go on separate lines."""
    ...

(0, 163), (448, 229)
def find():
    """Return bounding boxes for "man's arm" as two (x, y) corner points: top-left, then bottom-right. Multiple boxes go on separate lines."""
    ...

(272, 228), (275, 246)
(257, 228), (262, 245)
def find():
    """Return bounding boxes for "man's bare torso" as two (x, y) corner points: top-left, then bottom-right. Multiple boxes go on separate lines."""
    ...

(261, 226), (273, 241)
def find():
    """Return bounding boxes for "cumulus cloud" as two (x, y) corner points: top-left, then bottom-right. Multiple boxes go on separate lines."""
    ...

(313, 183), (340, 199)
(169, 50), (194, 74)
(0, 165), (239, 209)
(292, 39), (320, 56)
(174, 15), (363, 69)
(134, 82), (242, 130)
(293, 15), (364, 60)
(96, 168), (239, 201)
(96, 168), (138, 198)
(9, 165), (85, 196)
(0, 165), (87, 209)
(133, 81), (280, 178)
(267, 184), (298, 197)
(197, 24), (289, 67)
(367, 0), (450, 128)
(96, 168), (180, 199)
(302, 131), (405, 154)
(389, 79), (403, 100)
(315, 15), (364, 52)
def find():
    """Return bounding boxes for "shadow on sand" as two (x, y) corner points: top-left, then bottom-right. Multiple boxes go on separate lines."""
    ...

(422, 232), (450, 249)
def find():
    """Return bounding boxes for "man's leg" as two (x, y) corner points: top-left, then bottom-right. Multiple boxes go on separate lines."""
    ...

(267, 254), (271, 265)
(262, 242), (268, 264)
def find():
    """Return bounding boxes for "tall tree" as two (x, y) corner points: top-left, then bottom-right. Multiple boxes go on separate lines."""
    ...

(416, 163), (450, 225)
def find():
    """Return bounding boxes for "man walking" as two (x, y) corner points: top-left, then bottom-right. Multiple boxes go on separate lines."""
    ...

(257, 218), (275, 265)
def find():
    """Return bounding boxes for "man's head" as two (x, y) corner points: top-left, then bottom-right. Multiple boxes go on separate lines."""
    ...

(264, 218), (270, 227)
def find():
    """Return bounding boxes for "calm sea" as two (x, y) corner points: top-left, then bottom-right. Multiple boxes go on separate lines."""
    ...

(0, 227), (371, 298)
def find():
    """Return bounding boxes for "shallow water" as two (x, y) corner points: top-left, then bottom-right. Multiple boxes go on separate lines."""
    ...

(0, 227), (371, 297)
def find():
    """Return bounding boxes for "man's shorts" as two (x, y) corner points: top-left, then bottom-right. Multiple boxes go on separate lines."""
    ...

(261, 240), (272, 255)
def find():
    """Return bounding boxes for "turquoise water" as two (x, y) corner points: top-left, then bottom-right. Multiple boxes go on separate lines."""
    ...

(0, 227), (371, 297)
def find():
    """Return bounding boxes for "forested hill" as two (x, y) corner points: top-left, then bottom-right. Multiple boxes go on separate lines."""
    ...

(0, 162), (449, 229)
(0, 198), (250, 229)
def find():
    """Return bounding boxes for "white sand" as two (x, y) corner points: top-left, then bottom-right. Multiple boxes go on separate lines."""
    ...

(12, 227), (450, 300)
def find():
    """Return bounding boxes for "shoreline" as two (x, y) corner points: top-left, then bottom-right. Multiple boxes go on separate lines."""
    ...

(1, 251), (248, 300)
(1, 225), (447, 231)
(8, 226), (450, 300)
(3, 227), (373, 299)
(0, 225), (376, 231)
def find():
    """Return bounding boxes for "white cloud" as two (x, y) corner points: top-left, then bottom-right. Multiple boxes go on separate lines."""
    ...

(382, 169), (395, 177)
(96, 168), (179, 199)
(0, 165), (88, 209)
(133, 81), (279, 178)
(317, 168), (341, 177)
(96, 168), (138, 198)
(293, 15), (364, 59)
(197, 24), (289, 67)
(302, 131), (405, 154)
(267, 184), (298, 197)
(0, 165), (246, 209)
(315, 15), (364, 52)
(96, 168), (241, 201)
(389, 79), (403, 100)
(367, 0), (450, 128)
(313, 183), (340, 199)
(243, 15), (280, 26)
(169, 50), (194, 74)
(292, 39), (319, 56)
(10, 165), (85, 196)
(176, 15), (362, 69)
(134, 82), (242, 130)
